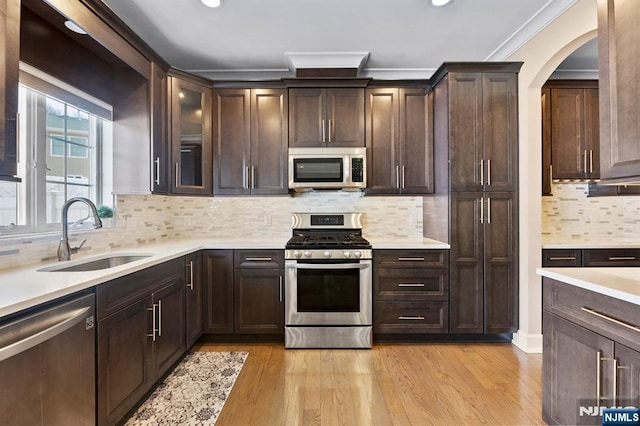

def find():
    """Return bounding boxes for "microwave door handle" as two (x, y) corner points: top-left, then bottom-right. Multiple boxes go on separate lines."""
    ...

(286, 262), (370, 270)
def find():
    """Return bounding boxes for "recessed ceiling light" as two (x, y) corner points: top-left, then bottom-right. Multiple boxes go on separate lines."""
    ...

(201, 0), (222, 7)
(64, 20), (87, 35)
(430, 0), (453, 6)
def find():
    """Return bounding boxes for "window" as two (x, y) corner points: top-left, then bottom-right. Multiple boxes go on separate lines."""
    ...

(0, 74), (113, 236)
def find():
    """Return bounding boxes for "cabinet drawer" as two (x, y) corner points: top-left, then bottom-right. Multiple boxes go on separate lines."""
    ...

(234, 250), (284, 269)
(583, 248), (640, 267)
(375, 268), (448, 300)
(97, 258), (184, 319)
(374, 250), (448, 268)
(542, 278), (640, 353)
(374, 301), (448, 333)
(542, 249), (582, 267)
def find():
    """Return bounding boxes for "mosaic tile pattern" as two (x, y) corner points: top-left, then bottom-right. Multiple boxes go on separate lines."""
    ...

(0, 192), (424, 270)
(542, 183), (640, 244)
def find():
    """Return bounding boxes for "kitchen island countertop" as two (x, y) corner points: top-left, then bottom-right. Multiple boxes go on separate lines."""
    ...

(0, 237), (450, 318)
(537, 267), (640, 305)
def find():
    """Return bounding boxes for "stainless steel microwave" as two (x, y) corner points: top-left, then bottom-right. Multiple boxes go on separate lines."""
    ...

(288, 147), (366, 190)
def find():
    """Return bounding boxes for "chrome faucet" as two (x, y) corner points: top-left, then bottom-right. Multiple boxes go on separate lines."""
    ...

(57, 197), (103, 261)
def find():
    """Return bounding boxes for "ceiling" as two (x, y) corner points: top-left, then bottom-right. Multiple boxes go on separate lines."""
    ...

(100, 0), (589, 81)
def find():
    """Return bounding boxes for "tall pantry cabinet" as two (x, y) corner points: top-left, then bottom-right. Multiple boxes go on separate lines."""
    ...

(432, 63), (521, 335)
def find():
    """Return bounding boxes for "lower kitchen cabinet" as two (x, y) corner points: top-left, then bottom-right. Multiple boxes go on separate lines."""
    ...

(373, 249), (449, 335)
(542, 277), (640, 425)
(96, 259), (185, 426)
(185, 251), (203, 347)
(203, 249), (284, 338)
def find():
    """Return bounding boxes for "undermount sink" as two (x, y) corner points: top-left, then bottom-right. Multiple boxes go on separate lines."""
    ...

(38, 254), (153, 272)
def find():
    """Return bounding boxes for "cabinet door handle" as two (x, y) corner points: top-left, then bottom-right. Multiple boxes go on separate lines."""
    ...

(154, 157), (161, 185)
(279, 276), (283, 302)
(549, 256), (577, 261)
(583, 150), (588, 174)
(147, 304), (158, 341)
(612, 358), (618, 407)
(327, 119), (332, 143)
(487, 160), (491, 186)
(581, 307), (640, 333)
(479, 160), (484, 186)
(322, 119), (326, 143)
(251, 166), (256, 189)
(480, 197), (484, 224)
(244, 166), (250, 189)
(175, 162), (180, 188)
(397, 257), (424, 261)
(398, 283), (425, 287)
(187, 260), (194, 290)
(157, 299), (162, 337)
(401, 165), (405, 189)
(245, 257), (273, 262)
(589, 150), (594, 174)
(398, 316), (425, 321)
(487, 197), (491, 224)
(608, 256), (636, 261)
(395, 166), (400, 189)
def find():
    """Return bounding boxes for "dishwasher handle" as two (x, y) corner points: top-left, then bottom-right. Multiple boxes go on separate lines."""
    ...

(0, 305), (91, 363)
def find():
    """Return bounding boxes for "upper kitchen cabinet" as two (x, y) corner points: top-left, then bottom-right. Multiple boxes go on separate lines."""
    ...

(289, 88), (364, 147)
(542, 81), (599, 183)
(440, 69), (519, 193)
(150, 62), (169, 194)
(0, 0), (20, 182)
(169, 70), (213, 195)
(598, 0), (640, 184)
(213, 87), (288, 195)
(365, 86), (434, 195)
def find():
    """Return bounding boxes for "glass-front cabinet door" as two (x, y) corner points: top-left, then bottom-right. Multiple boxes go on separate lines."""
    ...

(169, 74), (212, 195)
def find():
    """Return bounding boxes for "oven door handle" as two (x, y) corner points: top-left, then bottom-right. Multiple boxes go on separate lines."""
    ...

(286, 262), (370, 270)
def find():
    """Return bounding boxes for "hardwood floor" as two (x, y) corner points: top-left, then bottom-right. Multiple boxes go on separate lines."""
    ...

(192, 342), (544, 425)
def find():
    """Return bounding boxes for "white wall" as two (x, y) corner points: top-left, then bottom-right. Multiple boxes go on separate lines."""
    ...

(508, 0), (598, 353)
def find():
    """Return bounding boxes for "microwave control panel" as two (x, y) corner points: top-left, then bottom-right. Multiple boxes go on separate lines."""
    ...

(351, 158), (364, 182)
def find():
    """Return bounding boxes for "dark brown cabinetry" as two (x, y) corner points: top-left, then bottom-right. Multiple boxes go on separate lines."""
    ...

(542, 277), (640, 424)
(289, 88), (364, 147)
(169, 71), (212, 195)
(373, 249), (449, 334)
(598, 0), (640, 184)
(203, 249), (284, 338)
(150, 62), (169, 193)
(96, 259), (185, 426)
(0, 0), (20, 182)
(433, 64), (521, 335)
(541, 81), (599, 190)
(213, 88), (288, 195)
(185, 251), (203, 348)
(365, 87), (434, 194)
(542, 248), (640, 267)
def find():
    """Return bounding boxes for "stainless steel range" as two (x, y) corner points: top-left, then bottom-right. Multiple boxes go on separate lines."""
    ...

(284, 212), (372, 349)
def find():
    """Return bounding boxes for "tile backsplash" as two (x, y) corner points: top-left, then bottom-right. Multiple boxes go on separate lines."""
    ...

(0, 192), (424, 270)
(542, 183), (640, 244)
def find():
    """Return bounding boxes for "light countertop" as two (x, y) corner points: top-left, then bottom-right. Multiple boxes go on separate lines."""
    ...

(0, 237), (449, 318)
(537, 267), (640, 305)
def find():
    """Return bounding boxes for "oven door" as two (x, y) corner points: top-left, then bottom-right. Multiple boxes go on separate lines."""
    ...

(285, 259), (372, 326)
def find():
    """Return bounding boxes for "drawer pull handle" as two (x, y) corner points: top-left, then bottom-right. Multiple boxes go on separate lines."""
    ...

(398, 283), (425, 287)
(548, 256), (577, 261)
(245, 257), (273, 262)
(608, 256), (636, 261)
(398, 316), (425, 321)
(397, 257), (425, 261)
(581, 307), (640, 333)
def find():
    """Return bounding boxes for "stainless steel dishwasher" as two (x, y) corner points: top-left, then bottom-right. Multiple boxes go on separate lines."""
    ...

(0, 292), (96, 425)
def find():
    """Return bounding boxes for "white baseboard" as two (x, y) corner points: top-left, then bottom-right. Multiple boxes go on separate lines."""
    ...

(511, 331), (543, 353)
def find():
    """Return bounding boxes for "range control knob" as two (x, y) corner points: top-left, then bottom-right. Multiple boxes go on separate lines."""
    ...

(343, 251), (351, 258)
(354, 251), (362, 258)
(293, 251), (302, 258)
(324, 251), (332, 258)
(303, 251), (311, 258)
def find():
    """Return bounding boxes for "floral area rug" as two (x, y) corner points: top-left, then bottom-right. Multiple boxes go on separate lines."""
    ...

(125, 351), (248, 425)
